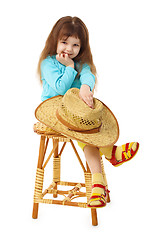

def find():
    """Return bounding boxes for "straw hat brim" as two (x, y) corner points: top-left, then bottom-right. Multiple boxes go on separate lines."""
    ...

(35, 95), (119, 148)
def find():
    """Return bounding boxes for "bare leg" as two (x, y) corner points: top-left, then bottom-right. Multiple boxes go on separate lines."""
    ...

(83, 145), (102, 174)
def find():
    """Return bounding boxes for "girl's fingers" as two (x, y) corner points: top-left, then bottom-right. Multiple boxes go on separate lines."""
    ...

(79, 90), (94, 109)
(85, 97), (94, 108)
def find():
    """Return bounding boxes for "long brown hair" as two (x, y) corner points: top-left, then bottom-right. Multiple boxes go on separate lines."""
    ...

(37, 16), (97, 87)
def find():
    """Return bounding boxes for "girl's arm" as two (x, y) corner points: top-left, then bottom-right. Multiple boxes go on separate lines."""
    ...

(79, 64), (95, 108)
(79, 84), (94, 108)
(41, 57), (77, 95)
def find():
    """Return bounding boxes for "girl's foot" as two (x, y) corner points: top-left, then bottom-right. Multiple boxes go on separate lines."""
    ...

(101, 142), (139, 167)
(87, 173), (109, 208)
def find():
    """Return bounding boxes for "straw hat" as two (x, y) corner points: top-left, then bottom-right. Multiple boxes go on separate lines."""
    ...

(35, 88), (119, 147)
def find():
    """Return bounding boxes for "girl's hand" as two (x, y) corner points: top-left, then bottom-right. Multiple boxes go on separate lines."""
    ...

(56, 53), (74, 68)
(79, 84), (94, 109)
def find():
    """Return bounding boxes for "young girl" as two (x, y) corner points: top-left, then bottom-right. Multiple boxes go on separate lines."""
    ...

(37, 16), (139, 208)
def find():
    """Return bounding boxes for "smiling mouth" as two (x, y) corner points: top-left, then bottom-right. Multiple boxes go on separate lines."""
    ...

(63, 52), (72, 56)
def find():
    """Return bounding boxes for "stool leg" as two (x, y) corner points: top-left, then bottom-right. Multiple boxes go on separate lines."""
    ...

(91, 209), (98, 226)
(53, 139), (59, 198)
(32, 136), (46, 219)
(107, 193), (111, 203)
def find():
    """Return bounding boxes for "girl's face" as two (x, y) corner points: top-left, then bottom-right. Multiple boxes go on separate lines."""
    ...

(56, 36), (81, 59)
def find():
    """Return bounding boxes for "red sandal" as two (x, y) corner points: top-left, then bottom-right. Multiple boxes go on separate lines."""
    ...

(105, 142), (139, 167)
(87, 184), (110, 208)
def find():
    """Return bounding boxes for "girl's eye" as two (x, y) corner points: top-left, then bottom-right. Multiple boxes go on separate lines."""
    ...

(62, 41), (67, 44)
(74, 44), (79, 47)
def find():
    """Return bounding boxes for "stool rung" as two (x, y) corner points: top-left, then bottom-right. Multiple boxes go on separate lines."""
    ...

(47, 189), (86, 197)
(34, 198), (87, 208)
(57, 181), (85, 187)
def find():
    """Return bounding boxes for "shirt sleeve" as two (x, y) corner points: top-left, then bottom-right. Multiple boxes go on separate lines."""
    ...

(41, 58), (78, 95)
(79, 64), (95, 91)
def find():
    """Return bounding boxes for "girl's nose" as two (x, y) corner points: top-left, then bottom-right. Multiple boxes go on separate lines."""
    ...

(66, 45), (72, 52)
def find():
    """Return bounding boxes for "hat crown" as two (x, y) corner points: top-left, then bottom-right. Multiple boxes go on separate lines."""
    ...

(58, 88), (104, 131)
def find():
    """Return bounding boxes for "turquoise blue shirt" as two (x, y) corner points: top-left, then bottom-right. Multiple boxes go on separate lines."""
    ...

(41, 55), (95, 101)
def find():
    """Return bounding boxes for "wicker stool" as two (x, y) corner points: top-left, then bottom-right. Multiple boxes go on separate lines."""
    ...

(32, 122), (110, 226)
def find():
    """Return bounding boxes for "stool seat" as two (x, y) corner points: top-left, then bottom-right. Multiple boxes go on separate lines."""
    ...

(34, 122), (64, 136)
(32, 122), (110, 226)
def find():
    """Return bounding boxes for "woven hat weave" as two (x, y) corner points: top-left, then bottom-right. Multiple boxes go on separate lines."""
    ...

(35, 88), (119, 147)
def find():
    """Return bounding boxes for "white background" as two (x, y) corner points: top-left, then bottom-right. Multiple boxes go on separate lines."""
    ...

(0, 0), (160, 239)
